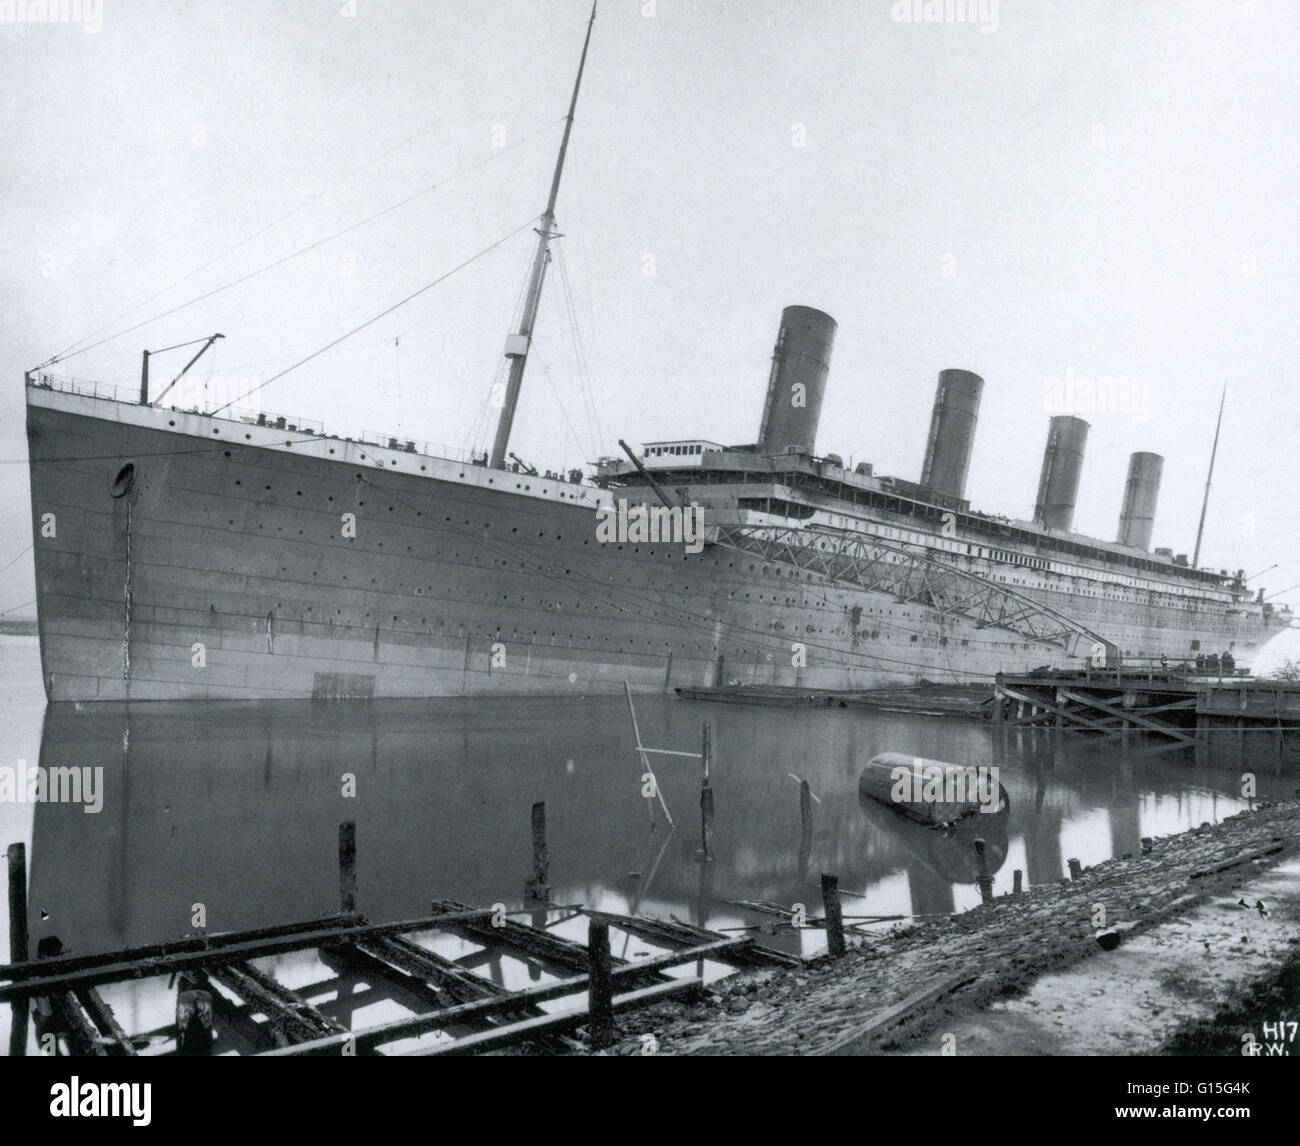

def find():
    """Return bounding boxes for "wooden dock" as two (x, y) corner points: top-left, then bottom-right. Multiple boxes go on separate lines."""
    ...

(992, 670), (1300, 745)
(2, 822), (800, 1057)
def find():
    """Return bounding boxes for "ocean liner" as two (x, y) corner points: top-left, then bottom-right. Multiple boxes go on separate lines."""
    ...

(23, 6), (1290, 703)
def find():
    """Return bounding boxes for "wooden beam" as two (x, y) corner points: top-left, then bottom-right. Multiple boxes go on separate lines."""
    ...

(258, 936), (745, 1057)
(813, 972), (977, 1055)
(1060, 690), (1198, 745)
(209, 962), (346, 1046)
(430, 899), (595, 975)
(77, 988), (137, 1056)
(1189, 841), (1285, 879)
(52, 990), (110, 1056)
(0, 912), (362, 982)
(405, 978), (700, 1057)
(0, 908), (497, 1002)
(584, 909), (801, 968)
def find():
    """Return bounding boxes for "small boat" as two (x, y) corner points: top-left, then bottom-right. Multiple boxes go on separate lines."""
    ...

(859, 752), (1009, 827)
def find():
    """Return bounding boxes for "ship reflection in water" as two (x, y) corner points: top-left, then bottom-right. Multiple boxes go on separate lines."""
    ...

(23, 694), (1298, 967)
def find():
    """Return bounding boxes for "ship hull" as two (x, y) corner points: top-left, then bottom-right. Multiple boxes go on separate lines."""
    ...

(25, 385), (1271, 702)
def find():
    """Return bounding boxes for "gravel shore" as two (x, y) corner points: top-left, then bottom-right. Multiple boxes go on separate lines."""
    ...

(596, 799), (1300, 1056)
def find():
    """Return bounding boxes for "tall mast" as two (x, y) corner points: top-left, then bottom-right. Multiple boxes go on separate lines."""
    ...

(1192, 383), (1226, 569)
(489, 1), (597, 470)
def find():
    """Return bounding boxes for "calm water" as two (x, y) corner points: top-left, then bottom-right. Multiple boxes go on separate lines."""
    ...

(1, 634), (1295, 1053)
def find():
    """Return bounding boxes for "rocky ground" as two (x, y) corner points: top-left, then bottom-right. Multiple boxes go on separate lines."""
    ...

(590, 800), (1300, 1056)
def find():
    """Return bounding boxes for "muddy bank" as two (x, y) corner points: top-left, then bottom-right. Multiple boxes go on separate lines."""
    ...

(594, 800), (1300, 1056)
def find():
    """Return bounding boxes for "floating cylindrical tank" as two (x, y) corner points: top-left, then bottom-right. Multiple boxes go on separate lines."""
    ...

(1116, 451), (1163, 550)
(920, 369), (983, 500)
(755, 305), (837, 457)
(859, 753), (1009, 826)
(1034, 415), (1089, 531)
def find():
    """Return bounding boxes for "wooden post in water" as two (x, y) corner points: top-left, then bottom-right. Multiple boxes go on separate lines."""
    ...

(8, 843), (28, 964)
(8, 843), (29, 1057)
(800, 780), (813, 836)
(974, 839), (994, 904)
(1013, 869), (1023, 895)
(175, 986), (214, 1056)
(525, 801), (551, 901)
(587, 918), (614, 1050)
(698, 724), (715, 862)
(339, 820), (357, 914)
(820, 873), (846, 958)
(1068, 857), (1082, 880)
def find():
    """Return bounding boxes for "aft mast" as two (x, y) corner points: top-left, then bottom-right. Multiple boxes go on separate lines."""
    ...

(488, 1), (598, 470)
(1192, 383), (1226, 569)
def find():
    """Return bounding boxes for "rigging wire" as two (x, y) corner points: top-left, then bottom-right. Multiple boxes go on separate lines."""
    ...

(530, 340), (594, 465)
(41, 118), (566, 370)
(556, 244), (603, 459)
(210, 216), (542, 415)
(0, 544), (33, 576)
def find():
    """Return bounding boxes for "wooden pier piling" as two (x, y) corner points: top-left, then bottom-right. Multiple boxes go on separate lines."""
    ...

(1068, 857), (1083, 880)
(338, 820), (357, 914)
(587, 918), (614, 1050)
(1013, 869), (1023, 896)
(525, 801), (551, 902)
(8, 843), (29, 1057)
(8, 843), (28, 965)
(698, 724), (715, 862)
(821, 874), (846, 958)
(974, 839), (994, 904)
(0, 814), (800, 1058)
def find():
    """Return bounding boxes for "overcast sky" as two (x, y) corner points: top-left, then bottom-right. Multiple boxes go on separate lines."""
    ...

(2, 0), (1298, 617)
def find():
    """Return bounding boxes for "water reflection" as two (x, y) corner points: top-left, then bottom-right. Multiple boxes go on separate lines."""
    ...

(21, 694), (1297, 967)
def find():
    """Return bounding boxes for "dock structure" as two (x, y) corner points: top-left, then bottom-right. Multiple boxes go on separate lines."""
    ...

(991, 669), (1300, 745)
(0, 829), (794, 1058)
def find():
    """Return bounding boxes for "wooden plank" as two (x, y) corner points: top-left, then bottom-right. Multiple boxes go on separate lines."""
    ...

(998, 686), (1118, 737)
(208, 962), (346, 1046)
(1060, 690), (1198, 746)
(0, 908), (496, 1002)
(188, 972), (281, 1055)
(77, 987), (137, 1056)
(321, 934), (509, 1019)
(0, 912), (362, 982)
(585, 909), (801, 968)
(53, 990), (110, 1056)
(813, 972), (978, 1056)
(430, 899), (596, 975)
(371, 934), (511, 1000)
(258, 936), (745, 1057)
(1189, 841), (1285, 879)
(406, 978), (701, 1057)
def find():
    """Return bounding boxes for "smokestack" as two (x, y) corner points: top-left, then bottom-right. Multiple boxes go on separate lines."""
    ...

(1034, 415), (1089, 531)
(920, 369), (983, 500)
(756, 305), (836, 457)
(1117, 451), (1163, 550)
